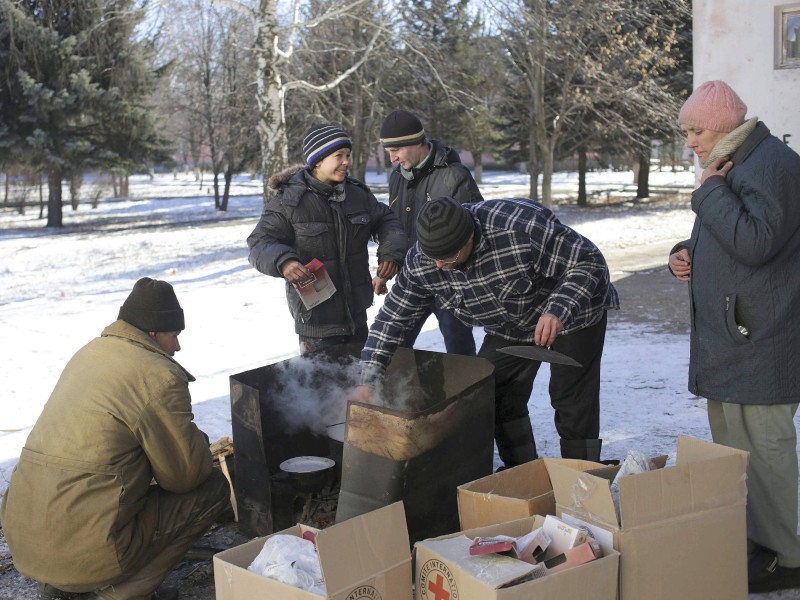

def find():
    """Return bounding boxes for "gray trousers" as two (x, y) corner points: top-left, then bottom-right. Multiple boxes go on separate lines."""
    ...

(708, 400), (800, 567)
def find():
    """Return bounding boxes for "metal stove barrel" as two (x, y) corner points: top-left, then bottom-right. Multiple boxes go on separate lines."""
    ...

(229, 344), (360, 536)
(336, 347), (495, 543)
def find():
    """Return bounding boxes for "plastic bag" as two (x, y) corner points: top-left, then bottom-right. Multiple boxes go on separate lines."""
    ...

(610, 450), (653, 520)
(247, 534), (325, 596)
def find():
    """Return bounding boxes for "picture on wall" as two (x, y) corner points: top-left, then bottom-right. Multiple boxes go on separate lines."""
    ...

(776, 3), (800, 69)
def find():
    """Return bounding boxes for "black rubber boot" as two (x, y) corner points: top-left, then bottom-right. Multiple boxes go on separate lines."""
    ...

(495, 416), (538, 468)
(560, 438), (603, 462)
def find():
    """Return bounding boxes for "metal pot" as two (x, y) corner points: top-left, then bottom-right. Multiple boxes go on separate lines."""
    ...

(327, 423), (345, 482)
(279, 456), (335, 493)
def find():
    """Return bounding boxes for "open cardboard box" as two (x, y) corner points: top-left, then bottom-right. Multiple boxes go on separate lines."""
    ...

(414, 514), (619, 599)
(548, 435), (749, 600)
(457, 457), (604, 530)
(213, 502), (412, 600)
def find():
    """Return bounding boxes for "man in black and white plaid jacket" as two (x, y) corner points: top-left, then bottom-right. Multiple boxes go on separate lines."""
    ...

(353, 196), (619, 468)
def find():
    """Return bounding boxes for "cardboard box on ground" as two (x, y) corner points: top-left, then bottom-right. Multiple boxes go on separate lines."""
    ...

(457, 457), (604, 530)
(456, 435), (749, 600)
(414, 515), (620, 600)
(213, 502), (412, 600)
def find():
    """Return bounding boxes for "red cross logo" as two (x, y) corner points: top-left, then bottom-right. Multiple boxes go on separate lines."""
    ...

(428, 573), (450, 600)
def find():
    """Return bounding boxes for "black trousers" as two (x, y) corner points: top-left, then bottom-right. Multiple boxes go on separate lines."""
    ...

(479, 312), (607, 465)
(299, 312), (369, 354)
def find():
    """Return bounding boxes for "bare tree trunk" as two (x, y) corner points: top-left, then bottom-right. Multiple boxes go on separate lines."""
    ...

(254, 0), (288, 204)
(221, 167), (233, 211)
(528, 118), (538, 202)
(69, 173), (82, 210)
(471, 151), (483, 184)
(577, 148), (587, 207)
(46, 165), (63, 227)
(541, 143), (554, 208)
(121, 173), (129, 197)
(636, 150), (650, 200)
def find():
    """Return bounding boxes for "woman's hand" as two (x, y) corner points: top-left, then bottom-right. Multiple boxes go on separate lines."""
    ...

(668, 248), (691, 282)
(700, 156), (732, 184)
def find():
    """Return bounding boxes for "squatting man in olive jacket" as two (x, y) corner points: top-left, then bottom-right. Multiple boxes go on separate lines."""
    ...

(0, 278), (230, 600)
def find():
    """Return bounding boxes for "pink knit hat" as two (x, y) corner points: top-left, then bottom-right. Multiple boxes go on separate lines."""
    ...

(678, 80), (747, 133)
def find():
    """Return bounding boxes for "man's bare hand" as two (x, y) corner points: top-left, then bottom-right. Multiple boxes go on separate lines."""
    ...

(281, 259), (312, 284)
(372, 277), (389, 295)
(347, 385), (372, 404)
(376, 261), (400, 280)
(669, 248), (691, 282)
(534, 313), (564, 347)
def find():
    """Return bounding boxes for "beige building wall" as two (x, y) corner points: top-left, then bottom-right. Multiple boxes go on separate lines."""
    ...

(693, 0), (800, 150)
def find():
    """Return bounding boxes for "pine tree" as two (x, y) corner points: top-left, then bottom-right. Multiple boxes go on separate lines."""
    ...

(0, 0), (169, 226)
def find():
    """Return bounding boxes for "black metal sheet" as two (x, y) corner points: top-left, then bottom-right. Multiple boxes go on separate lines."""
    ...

(498, 345), (583, 367)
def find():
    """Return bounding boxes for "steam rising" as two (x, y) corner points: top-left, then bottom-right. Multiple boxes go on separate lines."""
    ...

(264, 349), (443, 436)
(267, 353), (361, 435)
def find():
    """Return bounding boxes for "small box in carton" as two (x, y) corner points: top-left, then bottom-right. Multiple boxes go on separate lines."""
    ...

(414, 515), (619, 600)
(548, 435), (749, 600)
(457, 457), (603, 530)
(213, 502), (412, 600)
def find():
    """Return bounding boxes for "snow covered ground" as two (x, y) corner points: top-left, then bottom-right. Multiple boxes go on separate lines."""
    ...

(3, 167), (800, 599)
(0, 167), (716, 489)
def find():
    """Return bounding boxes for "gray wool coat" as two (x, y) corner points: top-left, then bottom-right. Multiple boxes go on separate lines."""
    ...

(674, 122), (800, 404)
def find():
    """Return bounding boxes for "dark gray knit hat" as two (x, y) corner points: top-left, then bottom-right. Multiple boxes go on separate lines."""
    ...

(118, 277), (185, 332)
(303, 124), (352, 166)
(416, 197), (474, 259)
(380, 110), (426, 148)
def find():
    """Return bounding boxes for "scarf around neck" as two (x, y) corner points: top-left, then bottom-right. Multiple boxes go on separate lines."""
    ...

(705, 117), (758, 167)
(304, 169), (346, 203)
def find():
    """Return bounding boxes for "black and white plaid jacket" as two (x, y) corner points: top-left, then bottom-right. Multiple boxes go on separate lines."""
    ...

(360, 198), (619, 383)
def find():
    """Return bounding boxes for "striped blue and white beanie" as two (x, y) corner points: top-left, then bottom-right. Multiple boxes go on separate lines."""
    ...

(302, 124), (352, 166)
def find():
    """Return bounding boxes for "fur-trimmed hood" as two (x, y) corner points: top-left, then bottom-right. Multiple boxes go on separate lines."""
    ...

(268, 164), (306, 191)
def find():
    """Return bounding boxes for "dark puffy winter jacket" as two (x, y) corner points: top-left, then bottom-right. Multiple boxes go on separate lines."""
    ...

(675, 122), (800, 404)
(247, 166), (407, 338)
(388, 140), (483, 247)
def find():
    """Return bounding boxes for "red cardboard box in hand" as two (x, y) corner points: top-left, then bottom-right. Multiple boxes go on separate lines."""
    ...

(294, 258), (337, 309)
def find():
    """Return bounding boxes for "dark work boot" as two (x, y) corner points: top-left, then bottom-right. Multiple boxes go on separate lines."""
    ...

(37, 583), (93, 600)
(153, 584), (179, 600)
(495, 416), (538, 468)
(560, 438), (603, 462)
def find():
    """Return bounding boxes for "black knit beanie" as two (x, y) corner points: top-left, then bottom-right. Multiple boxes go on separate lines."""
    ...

(379, 110), (426, 148)
(118, 277), (185, 332)
(302, 124), (352, 167)
(416, 197), (474, 259)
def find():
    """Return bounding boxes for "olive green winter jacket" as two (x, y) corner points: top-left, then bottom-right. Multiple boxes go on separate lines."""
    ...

(0, 320), (213, 587)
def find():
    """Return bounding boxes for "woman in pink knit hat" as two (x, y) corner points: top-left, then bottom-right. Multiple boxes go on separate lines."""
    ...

(668, 80), (800, 594)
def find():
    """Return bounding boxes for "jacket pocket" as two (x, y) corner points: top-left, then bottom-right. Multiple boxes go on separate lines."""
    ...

(496, 278), (537, 321)
(347, 212), (372, 246)
(724, 293), (751, 345)
(294, 222), (330, 260)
